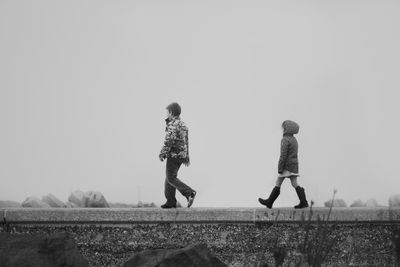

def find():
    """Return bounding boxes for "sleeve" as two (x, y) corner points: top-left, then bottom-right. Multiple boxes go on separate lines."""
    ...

(183, 129), (190, 166)
(278, 138), (289, 174)
(159, 123), (177, 158)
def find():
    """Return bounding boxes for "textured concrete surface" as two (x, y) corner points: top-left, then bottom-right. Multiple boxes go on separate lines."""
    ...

(2, 207), (400, 223)
(2, 222), (398, 266)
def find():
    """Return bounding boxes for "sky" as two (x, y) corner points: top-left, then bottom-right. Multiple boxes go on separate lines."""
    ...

(1, 0), (400, 207)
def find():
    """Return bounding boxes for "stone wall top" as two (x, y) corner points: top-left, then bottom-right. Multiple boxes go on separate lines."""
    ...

(2, 207), (400, 224)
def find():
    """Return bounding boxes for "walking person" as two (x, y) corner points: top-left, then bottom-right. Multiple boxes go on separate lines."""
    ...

(159, 102), (197, 209)
(258, 120), (309, 209)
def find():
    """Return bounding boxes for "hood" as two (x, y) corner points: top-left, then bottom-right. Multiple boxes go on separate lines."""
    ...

(282, 120), (299, 135)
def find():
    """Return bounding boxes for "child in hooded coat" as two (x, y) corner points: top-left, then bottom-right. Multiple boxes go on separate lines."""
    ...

(258, 120), (309, 209)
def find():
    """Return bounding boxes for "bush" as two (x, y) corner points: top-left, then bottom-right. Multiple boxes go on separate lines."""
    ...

(350, 200), (366, 207)
(324, 198), (347, 207)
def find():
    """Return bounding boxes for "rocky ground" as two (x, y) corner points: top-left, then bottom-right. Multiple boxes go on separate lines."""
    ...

(1, 222), (399, 266)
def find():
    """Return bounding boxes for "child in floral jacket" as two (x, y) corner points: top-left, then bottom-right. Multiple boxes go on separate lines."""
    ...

(258, 120), (309, 209)
(159, 103), (196, 209)
(159, 114), (190, 165)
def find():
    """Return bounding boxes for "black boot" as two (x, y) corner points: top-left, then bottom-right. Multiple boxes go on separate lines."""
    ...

(258, 186), (280, 208)
(161, 203), (177, 209)
(294, 186), (309, 209)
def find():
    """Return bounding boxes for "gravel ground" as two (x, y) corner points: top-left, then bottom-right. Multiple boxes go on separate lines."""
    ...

(1, 222), (398, 266)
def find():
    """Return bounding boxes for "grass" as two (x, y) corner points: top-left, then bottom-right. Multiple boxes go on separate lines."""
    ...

(295, 190), (340, 266)
(253, 189), (342, 267)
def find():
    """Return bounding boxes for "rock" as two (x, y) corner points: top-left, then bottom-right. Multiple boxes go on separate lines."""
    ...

(21, 197), (51, 208)
(42, 194), (66, 208)
(0, 200), (21, 208)
(65, 201), (79, 208)
(136, 201), (158, 208)
(68, 190), (85, 207)
(67, 191), (109, 208)
(365, 198), (379, 208)
(350, 199), (366, 207)
(122, 243), (227, 267)
(324, 198), (347, 207)
(0, 232), (89, 267)
(83, 191), (109, 208)
(389, 194), (400, 207)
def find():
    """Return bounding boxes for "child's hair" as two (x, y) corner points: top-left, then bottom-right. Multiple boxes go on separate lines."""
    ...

(166, 102), (181, 116)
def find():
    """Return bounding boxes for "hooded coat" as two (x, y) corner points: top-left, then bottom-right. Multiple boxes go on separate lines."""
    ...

(278, 120), (299, 174)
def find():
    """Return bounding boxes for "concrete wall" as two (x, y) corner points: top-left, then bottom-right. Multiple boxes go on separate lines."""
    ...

(1, 208), (400, 266)
(2, 207), (400, 223)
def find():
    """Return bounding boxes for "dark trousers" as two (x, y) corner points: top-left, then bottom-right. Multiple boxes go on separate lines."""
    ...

(164, 157), (194, 206)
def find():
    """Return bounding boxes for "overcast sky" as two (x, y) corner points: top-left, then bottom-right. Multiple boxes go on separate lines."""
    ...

(1, 0), (400, 207)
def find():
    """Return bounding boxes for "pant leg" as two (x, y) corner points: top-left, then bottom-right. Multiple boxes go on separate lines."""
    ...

(166, 158), (194, 198)
(164, 176), (177, 206)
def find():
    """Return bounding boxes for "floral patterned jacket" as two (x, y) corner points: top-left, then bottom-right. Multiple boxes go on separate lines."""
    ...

(159, 116), (190, 164)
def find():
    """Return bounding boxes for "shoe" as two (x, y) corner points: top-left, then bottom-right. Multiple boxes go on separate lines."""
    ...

(294, 186), (309, 209)
(258, 186), (280, 209)
(187, 191), (196, 208)
(161, 203), (176, 209)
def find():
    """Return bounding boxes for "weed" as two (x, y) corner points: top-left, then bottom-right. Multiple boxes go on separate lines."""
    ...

(296, 189), (341, 267)
(391, 227), (400, 266)
(253, 189), (345, 266)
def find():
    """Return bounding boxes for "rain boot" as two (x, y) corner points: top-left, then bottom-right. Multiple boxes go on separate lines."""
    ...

(294, 186), (309, 209)
(258, 186), (280, 209)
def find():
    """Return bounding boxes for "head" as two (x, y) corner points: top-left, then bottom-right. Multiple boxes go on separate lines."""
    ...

(282, 120), (299, 135)
(166, 102), (181, 118)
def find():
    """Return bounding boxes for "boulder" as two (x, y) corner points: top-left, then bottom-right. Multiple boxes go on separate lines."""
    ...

(324, 198), (347, 208)
(68, 190), (85, 207)
(83, 191), (109, 208)
(136, 201), (157, 208)
(389, 194), (400, 207)
(21, 197), (51, 208)
(123, 243), (227, 267)
(0, 232), (89, 267)
(365, 198), (379, 208)
(0, 200), (21, 208)
(42, 194), (66, 208)
(65, 201), (79, 208)
(350, 199), (366, 207)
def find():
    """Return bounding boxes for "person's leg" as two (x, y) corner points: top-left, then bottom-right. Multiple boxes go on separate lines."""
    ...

(289, 176), (299, 188)
(162, 159), (179, 208)
(164, 177), (177, 207)
(275, 177), (285, 188)
(258, 177), (283, 208)
(166, 158), (195, 199)
(290, 176), (309, 209)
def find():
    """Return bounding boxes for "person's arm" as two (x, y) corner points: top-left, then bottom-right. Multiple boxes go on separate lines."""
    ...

(183, 128), (190, 166)
(278, 138), (289, 174)
(159, 123), (177, 161)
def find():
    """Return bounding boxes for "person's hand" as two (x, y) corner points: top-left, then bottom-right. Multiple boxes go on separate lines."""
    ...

(183, 158), (190, 167)
(159, 154), (165, 162)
